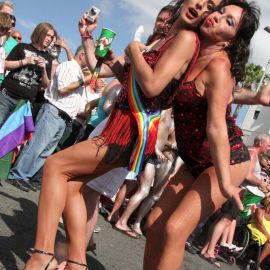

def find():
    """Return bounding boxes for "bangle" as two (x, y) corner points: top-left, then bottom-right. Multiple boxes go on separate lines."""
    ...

(19, 59), (23, 67)
(81, 32), (93, 40)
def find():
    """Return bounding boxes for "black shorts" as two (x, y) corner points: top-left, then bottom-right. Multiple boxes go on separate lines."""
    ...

(221, 200), (240, 220)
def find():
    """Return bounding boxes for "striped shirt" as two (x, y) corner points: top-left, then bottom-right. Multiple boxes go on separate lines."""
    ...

(45, 59), (84, 118)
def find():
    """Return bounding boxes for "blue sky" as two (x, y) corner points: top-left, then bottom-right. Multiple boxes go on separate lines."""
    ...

(13, 0), (270, 125)
(13, 0), (168, 57)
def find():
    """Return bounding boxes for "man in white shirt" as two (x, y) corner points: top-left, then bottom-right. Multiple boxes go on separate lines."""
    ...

(7, 45), (87, 192)
(241, 134), (270, 220)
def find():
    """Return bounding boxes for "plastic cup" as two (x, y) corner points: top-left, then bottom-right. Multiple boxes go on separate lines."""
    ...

(95, 28), (116, 58)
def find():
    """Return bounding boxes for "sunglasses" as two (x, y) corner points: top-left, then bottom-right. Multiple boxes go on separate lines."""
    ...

(1, 12), (16, 27)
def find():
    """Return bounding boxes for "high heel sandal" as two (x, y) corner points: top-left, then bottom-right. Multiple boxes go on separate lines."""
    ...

(27, 248), (56, 270)
(67, 259), (88, 269)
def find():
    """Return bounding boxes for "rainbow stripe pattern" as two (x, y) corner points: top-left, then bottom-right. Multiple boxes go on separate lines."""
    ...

(89, 60), (103, 90)
(0, 100), (34, 158)
(127, 69), (160, 175)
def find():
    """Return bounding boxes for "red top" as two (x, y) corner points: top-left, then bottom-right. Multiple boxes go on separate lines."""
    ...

(174, 80), (249, 177)
(100, 33), (200, 166)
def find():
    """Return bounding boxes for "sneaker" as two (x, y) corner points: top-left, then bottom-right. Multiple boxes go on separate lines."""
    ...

(229, 244), (243, 252)
(22, 180), (37, 192)
(6, 179), (30, 192)
(94, 225), (101, 233)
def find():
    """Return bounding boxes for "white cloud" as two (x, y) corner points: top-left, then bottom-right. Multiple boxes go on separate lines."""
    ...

(17, 17), (36, 31)
(117, 0), (169, 37)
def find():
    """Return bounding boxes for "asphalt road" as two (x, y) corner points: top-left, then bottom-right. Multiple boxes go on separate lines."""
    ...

(0, 181), (242, 270)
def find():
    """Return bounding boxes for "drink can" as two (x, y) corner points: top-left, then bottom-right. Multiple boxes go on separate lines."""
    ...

(95, 28), (116, 58)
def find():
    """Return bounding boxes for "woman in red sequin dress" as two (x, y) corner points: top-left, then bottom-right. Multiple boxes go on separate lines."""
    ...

(24, 1), (222, 269)
(140, 1), (260, 269)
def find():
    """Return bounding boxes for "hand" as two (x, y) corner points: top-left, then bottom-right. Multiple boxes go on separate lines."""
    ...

(55, 39), (68, 49)
(168, 169), (177, 182)
(256, 84), (270, 106)
(155, 147), (167, 163)
(78, 12), (99, 35)
(221, 184), (243, 211)
(36, 57), (46, 71)
(103, 48), (118, 67)
(25, 55), (38, 65)
(125, 41), (146, 57)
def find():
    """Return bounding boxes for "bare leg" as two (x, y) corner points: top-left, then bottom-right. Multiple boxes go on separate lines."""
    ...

(220, 223), (230, 244)
(107, 180), (137, 222)
(115, 163), (155, 233)
(82, 187), (100, 248)
(132, 161), (172, 234)
(201, 214), (233, 257)
(152, 161), (249, 270)
(63, 181), (88, 268)
(259, 243), (270, 270)
(144, 164), (195, 270)
(226, 219), (236, 246)
(24, 139), (125, 270)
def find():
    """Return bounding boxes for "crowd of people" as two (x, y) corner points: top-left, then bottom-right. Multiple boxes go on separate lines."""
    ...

(1, 0), (270, 270)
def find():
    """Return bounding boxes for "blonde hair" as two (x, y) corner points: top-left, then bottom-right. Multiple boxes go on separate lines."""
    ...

(0, 1), (14, 11)
(262, 196), (270, 208)
(31, 22), (57, 47)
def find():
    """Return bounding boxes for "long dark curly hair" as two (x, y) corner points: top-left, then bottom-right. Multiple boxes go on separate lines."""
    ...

(219, 0), (260, 82)
(167, 0), (260, 82)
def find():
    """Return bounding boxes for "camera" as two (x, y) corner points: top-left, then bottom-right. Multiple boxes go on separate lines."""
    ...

(86, 6), (101, 23)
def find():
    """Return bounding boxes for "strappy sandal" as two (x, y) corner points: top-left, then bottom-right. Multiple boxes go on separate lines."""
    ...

(27, 248), (56, 270)
(67, 259), (88, 269)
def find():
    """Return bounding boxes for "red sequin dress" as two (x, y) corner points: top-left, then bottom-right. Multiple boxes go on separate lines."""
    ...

(99, 34), (200, 166)
(174, 80), (250, 177)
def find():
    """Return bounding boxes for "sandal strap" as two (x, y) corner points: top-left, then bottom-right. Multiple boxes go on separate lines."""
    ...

(27, 248), (55, 270)
(67, 259), (88, 269)
(28, 247), (54, 257)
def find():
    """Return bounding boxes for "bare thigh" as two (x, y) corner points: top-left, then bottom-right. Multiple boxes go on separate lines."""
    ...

(44, 138), (127, 182)
(164, 161), (250, 237)
(147, 163), (195, 229)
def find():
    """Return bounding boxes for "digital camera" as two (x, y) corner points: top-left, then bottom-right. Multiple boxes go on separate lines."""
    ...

(86, 6), (101, 23)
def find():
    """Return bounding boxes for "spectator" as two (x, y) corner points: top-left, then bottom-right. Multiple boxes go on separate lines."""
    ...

(241, 134), (270, 220)
(247, 196), (270, 269)
(79, 78), (119, 141)
(7, 44), (87, 192)
(0, 22), (56, 128)
(11, 29), (21, 42)
(46, 37), (74, 79)
(0, 1), (17, 85)
(0, 12), (12, 81)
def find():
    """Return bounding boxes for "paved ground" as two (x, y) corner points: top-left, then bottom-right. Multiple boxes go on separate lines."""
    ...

(0, 181), (242, 270)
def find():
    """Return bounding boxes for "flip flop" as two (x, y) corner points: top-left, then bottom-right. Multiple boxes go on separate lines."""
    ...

(113, 225), (138, 239)
(200, 254), (221, 268)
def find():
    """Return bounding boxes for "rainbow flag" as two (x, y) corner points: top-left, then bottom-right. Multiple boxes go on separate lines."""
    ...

(0, 100), (35, 159)
(127, 69), (160, 175)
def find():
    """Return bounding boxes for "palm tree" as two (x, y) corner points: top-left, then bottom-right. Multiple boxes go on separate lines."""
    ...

(233, 63), (270, 119)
